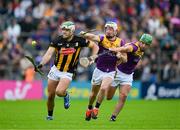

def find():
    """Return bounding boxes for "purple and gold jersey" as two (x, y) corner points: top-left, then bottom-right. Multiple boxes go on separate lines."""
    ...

(96, 35), (125, 72)
(117, 41), (144, 74)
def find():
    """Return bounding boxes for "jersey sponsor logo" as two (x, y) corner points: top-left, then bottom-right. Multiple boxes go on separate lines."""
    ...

(58, 43), (63, 46)
(75, 42), (79, 47)
(61, 48), (76, 55)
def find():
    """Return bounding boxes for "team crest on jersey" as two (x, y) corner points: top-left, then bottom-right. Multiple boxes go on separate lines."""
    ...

(61, 48), (76, 55)
(75, 42), (79, 47)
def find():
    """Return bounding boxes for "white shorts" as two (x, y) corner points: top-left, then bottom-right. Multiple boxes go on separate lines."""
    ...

(47, 65), (73, 81)
(91, 68), (116, 85)
(111, 69), (133, 87)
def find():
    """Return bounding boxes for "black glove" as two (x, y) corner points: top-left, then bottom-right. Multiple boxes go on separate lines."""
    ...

(34, 64), (43, 72)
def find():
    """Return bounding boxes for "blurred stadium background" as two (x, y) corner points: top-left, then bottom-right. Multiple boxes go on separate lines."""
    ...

(0, 0), (179, 130)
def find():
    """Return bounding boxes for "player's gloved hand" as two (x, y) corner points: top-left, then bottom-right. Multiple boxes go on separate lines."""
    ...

(34, 64), (43, 72)
(79, 31), (86, 36)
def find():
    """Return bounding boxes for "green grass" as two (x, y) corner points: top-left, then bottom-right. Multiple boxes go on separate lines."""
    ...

(0, 99), (179, 130)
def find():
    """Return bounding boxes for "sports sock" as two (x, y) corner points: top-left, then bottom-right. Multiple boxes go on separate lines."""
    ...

(88, 105), (93, 110)
(48, 110), (53, 116)
(64, 92), (67, 97)
(95, 102), (101, 108)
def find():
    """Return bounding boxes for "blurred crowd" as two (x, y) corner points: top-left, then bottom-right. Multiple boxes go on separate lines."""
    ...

(0, 0), (179, 83)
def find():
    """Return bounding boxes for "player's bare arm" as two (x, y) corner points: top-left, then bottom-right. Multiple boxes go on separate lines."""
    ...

(40, 47), (55, 66)
(79, 32), (100, 43)
(83, 41), (99, 65)
(109, 45), (133, 53)
(88, 41), (99, 55)
(88, 41), (99, 60)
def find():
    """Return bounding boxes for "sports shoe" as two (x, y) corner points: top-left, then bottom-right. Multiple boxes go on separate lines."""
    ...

(46, 116), (53, 120)
(110, 115), (116, 121)
(64, 92), (70, 109)
(91, 108), (99, 119)
(85, 109), (92, 121)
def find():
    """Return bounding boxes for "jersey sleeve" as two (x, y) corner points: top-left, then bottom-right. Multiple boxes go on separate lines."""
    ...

(49, 37), (59, 48)
(79, 37), (90, 47)
(98, 35), (104, 43)
(120, 39), (126, 47)
(129, 42), (138, 52)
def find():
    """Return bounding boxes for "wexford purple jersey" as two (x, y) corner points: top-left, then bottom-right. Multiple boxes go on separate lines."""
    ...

(96, 35), (125, 72)
(117, 41), (144, 74)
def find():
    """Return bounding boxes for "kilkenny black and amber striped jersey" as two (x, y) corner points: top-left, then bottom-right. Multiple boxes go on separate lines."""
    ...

(49, 35), (90, 73)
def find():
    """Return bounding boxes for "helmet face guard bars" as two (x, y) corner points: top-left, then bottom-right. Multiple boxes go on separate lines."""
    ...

(60, 21), (75, 32)
(105, 21), (118, 31)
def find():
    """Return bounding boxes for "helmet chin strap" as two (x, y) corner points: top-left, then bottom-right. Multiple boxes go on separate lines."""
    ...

(106, 35), (114, 39)
(106, 33), (116, 40)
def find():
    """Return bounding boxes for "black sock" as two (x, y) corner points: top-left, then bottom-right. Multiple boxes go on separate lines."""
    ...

(95, 102), (101, 108)
(64, 92), (67, 97)
(48, 110), (53, 116)
(88, 105), (93, 110)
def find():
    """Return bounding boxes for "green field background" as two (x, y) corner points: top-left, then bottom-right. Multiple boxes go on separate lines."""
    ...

(0, 99), (179, 130)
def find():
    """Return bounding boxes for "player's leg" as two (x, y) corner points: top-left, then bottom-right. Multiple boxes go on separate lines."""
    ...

(92, 76), (114, 119)
(109, 69), (133, 121)
(110, 84), (131, 121)
(106, 72), (120, 100)
(46, 65), (60, 120)
(85, 85), (100, 121)
(85, 68), (102, 121)
(56, 77), (71, 109)
(89, 85), (100, 108)
(106, 86), (117, 100)
(46, 79), (59, 120)
(96, 77), (113, 104)
(56, 78), (71, 96)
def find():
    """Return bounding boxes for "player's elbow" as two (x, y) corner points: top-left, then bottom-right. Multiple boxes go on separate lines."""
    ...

(91, 43), (99, 52)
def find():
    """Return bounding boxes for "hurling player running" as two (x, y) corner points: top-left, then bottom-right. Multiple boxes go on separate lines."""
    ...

(35, 21), (99, 120)
(80, 21), (127, 121)
(107, 34), (153, 121)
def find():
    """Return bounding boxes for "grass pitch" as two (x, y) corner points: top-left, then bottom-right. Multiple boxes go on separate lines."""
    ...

(0, 99), (179, 130)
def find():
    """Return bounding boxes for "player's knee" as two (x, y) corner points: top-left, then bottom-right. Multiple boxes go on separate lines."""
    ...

(120, 93), (127, 102)
(106, 96), (113, 100)
(100, 87), (106, 93)
(55, 90), (66, 97)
